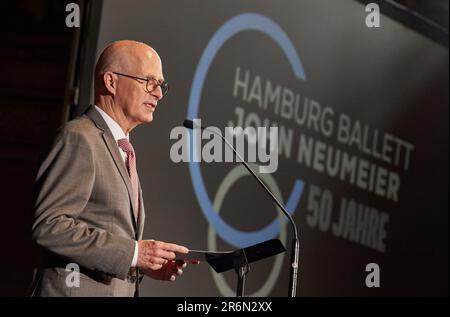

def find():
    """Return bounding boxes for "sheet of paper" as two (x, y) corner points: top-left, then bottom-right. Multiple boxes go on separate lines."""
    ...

(175, 249), (233, 261)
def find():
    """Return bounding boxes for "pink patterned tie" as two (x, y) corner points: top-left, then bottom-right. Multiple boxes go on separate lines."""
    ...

(117, 138), (139, 220)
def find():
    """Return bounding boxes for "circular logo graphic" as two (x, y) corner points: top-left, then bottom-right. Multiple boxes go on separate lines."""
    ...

(187, 13), (306, 295)
(209, 164), (288, 296)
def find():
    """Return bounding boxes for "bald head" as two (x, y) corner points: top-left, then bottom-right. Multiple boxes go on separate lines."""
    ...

(94, 40), (161, 95)
(93, 40), (164, 133)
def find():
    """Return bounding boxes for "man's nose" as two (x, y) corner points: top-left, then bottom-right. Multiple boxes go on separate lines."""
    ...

(151, 86), (163, 100)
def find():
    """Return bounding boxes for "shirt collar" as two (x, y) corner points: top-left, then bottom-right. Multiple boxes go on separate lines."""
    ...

(94, 105), (129, 141)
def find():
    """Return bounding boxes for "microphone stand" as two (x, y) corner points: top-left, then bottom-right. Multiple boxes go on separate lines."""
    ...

(184, 120), (299, 297)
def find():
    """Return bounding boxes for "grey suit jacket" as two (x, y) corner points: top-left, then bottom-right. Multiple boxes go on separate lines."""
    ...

(31, 106), (146, 297)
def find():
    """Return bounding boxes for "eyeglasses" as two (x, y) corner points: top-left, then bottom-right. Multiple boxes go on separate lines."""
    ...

(112, 72), (169, 96)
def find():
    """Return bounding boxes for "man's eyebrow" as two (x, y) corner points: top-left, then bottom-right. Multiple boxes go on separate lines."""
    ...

(145, 74), (165, 82)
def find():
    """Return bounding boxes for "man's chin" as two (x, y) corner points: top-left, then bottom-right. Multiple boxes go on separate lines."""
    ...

(137, 108), (155, 124)
(144, 113), (154, 123)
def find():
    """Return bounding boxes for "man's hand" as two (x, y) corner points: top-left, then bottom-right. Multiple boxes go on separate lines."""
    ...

(137, 239), (188, 272)
(141, 259), (187, 281)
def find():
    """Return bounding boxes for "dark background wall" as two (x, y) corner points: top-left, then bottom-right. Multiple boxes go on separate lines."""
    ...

(0, 0), (77, 296)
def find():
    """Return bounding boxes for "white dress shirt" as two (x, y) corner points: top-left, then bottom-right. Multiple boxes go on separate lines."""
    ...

(95, 105), (139, 268)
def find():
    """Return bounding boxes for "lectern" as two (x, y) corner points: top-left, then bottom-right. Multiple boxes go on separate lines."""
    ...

(204, 239), (286, 297)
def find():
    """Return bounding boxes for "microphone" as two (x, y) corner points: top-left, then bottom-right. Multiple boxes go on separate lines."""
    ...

(183, 119), (197, 130)
(183, 119), (300, 297)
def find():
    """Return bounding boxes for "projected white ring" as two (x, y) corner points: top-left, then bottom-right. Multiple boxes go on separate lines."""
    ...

(208, 164), (287, 296)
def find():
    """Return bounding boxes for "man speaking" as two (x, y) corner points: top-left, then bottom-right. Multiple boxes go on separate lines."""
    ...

(31, 40), (192, 296)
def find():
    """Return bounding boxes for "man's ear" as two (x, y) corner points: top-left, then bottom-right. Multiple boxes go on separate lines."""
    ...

(103, 72), (116, 95)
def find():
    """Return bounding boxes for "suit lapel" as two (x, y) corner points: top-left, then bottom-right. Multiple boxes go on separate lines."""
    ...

(137, 181), (146, 239)
(84, 106), (139, 226)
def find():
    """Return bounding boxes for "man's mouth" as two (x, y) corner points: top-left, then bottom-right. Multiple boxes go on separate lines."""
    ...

(144, 102), (156, 110)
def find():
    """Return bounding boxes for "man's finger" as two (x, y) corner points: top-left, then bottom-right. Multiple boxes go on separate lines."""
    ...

(173, 268), (183, 276)
(149, 256), (167, 265)
(158, 242), (189, 254)
(153, 249), (176, 261)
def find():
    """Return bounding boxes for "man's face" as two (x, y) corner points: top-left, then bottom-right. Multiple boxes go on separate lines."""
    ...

(115, 49), (164, 127)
